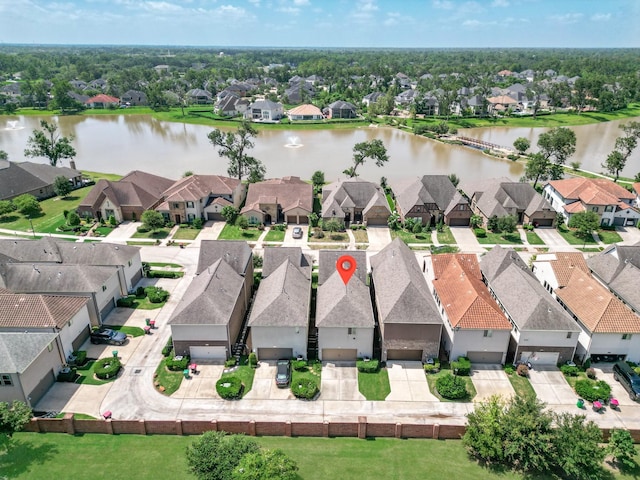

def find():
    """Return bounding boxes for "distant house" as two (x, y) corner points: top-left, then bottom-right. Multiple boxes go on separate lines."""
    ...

(481, 247), (580, 366)
(78, 170), (174, 223)
(486, 95), (518, 113)
(431, 253), (511, 363)
(362, 92), (384, 107)
(283, 82), (314, 104)
(244, 99), (284, 122)
(287, 104), (324, 121)
(121, 90), (147, 106)
(241, 177), (313, 225)
(321, 179), (390, 226)
(186, 89), (213, 105)
(370, 238), (442, 362)
(84, 94), (120, 109)
(460, 177), (556, 227)
(390, 175), (471, 227)
(158, 175), (245, 223)
(323, 100), (357, 119)
(543, 177), (640, 227)
(0, 160), (83, 201)
(215, 92), (242, 116)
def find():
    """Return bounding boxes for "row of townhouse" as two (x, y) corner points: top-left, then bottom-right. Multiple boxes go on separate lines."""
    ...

(0, 239), (143, 407)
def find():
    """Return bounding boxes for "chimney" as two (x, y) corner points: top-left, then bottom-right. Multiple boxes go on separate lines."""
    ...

(69, 160), (77, 171)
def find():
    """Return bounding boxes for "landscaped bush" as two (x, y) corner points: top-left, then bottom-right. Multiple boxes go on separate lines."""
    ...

(166, 353), (189, 372)
(291, 377), (319, 399)
(72, 350), (87, 366)
(145, 286), (169, 303)
(423, 362), (440, 374)
(313, 228), (324, 239)
(503, 365), (515, 375)
(474, 228), (486, 238)
(225, 358), (237, 368)
(94, 357), (122, 380)
(57, 368), (76, 382)
(451, 357), (471, 376)
(161, 338), (173, 357)
(248, 352), (257, 367)
(271, 224), (286, 231)
(216, 376), (243, 399)
(147, 270), (183, 279)
(116, 295), (136, 307)
(136, 225), (149, 233)
(436, 373), (468, 399)
(560, 364), (580, 376)
(192, 218), (203, 229)
(292, 359), (308, 371)
(357, 359), (379, 373)
(575, 379), (611, 402)
(136, 286), (146, 297)
(516, 364), (529, 377)
(586, 368), (597, 379)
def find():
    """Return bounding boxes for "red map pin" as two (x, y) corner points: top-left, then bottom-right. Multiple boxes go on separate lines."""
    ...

(336, 255), (357, 286)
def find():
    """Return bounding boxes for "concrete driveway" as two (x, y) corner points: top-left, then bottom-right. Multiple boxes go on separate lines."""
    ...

(594, 367), (638, 407)
(34, 381), (112, 418)
(528, 366), (576, 404)
(171, 364), (225, 399)
(243, 362), (294, 400)
(449, 227), (483, 253)
(282, 225), (309, 247)
(195, 221), (225, 242)
(366, 226), (391, 251)
(385, 361), (438, 401)
(533, 228), (574, 251)
(616, 225), (640, 245)
(320, 362), (364, 401)
(470, 364), (515, 402)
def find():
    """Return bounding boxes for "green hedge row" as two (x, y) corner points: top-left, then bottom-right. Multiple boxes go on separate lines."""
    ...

(357, 359), (379, 373)
(147, 270), (184, 279)
(575, 379), (611, 402)
(166, 352), (190, 371)
(94, 357), (122, 380)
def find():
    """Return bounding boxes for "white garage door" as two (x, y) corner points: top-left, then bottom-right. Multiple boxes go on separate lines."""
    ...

(190, 346), (227, 360)
(520, 351), (559, 366)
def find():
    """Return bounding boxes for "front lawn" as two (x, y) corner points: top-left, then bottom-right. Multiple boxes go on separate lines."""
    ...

(436, 226), (456, 244)
(358, 368), (391, 400)
(264, 228), (285, 241)
(154, 360), (184, 396)
(220, 356), (256, 397)
(104, 325), (145, 337)
(597, 229), (623, 244)
(291, 360), (322, 397)
(308, 231), (349, 243)
(526, 231), (545, 245)
(352, 229), (369, 243)
(131, 228), (171, 239)
(217, 223), (262, 241)
(171, 226), (201, 240)
(425, 367), (476, 402)
(505, 370), (536, 399)
(557, 224), (597, 245)
(94, 226), (115, 236)
(391, 229), (431, 244)
(147, 262), (183, 268)
(476, 231), (523, 245)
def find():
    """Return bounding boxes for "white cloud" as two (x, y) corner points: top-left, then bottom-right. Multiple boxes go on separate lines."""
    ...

(248, 0), (260, 5)
(491, 0), (509, 6)
(350, 0), (378, 22)
(293, 0), (309, 5)
(549, 12), (583, 24)
(462, 19), (481, 27)
(432, 0), (453, 9)
(591, 13), (611, 22)
(277, 6), (300, 14)
(144, 2), (184, 13)
(217, 4), (247, 16)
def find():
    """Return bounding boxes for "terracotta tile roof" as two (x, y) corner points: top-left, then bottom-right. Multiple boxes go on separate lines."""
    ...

(0, 293), (88, 329)
(287, 104), (323, 116)
(487, 95), (518, 104)
(432, 253), (481, 280)
(550, 253), (590, 287)
(432, 255), (511, 330)
(633, 183), (640, 195)
(555, 268), (640, 333)
(85, 94), (120, 104)
(549, 177), (634, 204)
(564, 202), (586, 213)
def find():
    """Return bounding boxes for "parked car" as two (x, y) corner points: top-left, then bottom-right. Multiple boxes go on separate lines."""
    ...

(292, 227), (303, 239)
(612, 361), (640, 401)
(275, 359), (291, 388)
(90, 328), (127, 346)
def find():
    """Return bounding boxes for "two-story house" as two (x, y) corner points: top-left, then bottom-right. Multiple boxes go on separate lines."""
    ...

(322, 179), (391, 226)
(241, 177), (313, 225)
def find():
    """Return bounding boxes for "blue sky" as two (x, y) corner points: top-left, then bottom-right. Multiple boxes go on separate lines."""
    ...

(0, 0), (637, 48)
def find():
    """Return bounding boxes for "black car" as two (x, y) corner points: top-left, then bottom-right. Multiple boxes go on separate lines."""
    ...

(90, 328), (127, 346)
(275, 359), (291, 388)
(613, 361), (640, 401)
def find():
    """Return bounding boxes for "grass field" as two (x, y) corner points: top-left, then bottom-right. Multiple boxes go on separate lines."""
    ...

(505, 370), (537, 399)
(358, 369), (391, 400)
(264, 228), (286, 242)
(557, 224), (597, 245)
(391, 229), (431, 244)
(131, 228), (171, 239)
(352, 228), (369, 243)
(597, 229), (623, 244)
(154, 360), (184, 396)
(526, 231), (545, 245)
(74, 360), (116, 386)
(220, 357), (256, 398)
(437, 226), (456, 244)
(217, 223), (262, 241)
(476, 231), (523, 245)
(171, 227), (201, 240)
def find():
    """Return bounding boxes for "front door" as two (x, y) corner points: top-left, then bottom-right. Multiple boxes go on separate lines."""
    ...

(175, 214), (181, 224)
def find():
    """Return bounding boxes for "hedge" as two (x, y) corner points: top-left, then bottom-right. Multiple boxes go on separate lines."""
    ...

(147, 270), (184, 279)
(292, 378), (319, 399)
(357, 359), (379, 373)
(292, 360), (308, 372)
(436, 373), (467, 399)
(94, 357), (122, 380)
(116, 296), (136, 307)
(575, 379), (611, 402)
(161, 337), (173, 357)
(560, 364), (579, 376)
(145, 286), (169, 303)
(72, 350), (87, 366)
(166, 353), (189, 371)
(423, 361), (441, 374)
(216, 376), (243, 399)
(451, 356), (471, 376)
(474, 228), (487, 238)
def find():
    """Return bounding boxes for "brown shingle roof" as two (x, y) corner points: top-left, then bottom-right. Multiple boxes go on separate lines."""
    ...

(550, 253), (590, 287)
(0, 293), (88, 329)
(241, 177), (312, 215)
(162, 175), (240, 202)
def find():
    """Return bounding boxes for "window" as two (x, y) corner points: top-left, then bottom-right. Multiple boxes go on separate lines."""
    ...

(186, 201), (194, 208)
(348, 328), (356, 336)
(622, 334), (632, 340)
(483, 330), (493, 338)
(102, 285), (107, 292)
(187, 213), (196, 222)
(566, 332), (572, 339)
(605, 205), (614, 212)
(1, 374), (13, 386)
(591, 206), (599, 212)
(458, 204), (466, 210)
(173, 203), (180, 209)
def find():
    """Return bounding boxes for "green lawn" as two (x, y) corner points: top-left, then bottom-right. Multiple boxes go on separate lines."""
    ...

(131, 228), (171, 239)
(425, 367), (477, 402)
(430, 245), (460, 254)
(557, 224), (597, 245)
(104, 325), (146, 337)
(597, 229), (623, 244)
(117, 294), (167, 310)
(476, 231), (523, 245)
(147, 262), (183, 268)
(221, 357), (256, 397)
(217, 223), (262, 241)
(526, 231), (545, 245)
(436, 226), (456, 244)
(74, 360), (116, 386)
(352, 229), (369, 243)
(154, 360), (184, 396)
(82, 170), (123, 182)
(391, 229), (431, 244)
(505, 371), (536, 399)
(358, 369), (391, 400)
(386, 193), (395, 211)
(54, 413), (96, 420)
(291, 360), (322, 396)
(264, 228), (285, 241)
(94, 226), (115, 236)
(308, 232), (349, 243)
(172, 227), (201, 240)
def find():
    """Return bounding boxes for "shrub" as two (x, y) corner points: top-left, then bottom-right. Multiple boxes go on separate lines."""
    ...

(145, 286), (169, 303)
(166, 353), (189, 371)
(136, 225), (150, 233)
(116, 295), (136, 307)
(291, 377), (319, 399)
(575, 379), (611, 402)
(248, 352), (257, 367)
(72, 350), (87, 366)
(517, 364), (529, 377)
(635, 366), (640, 376)
(313, 228), (324, 239)
(424, 363), (440, 374)
(586, 368), (597, 379)
(57, 368), (76, 382)
(161, 337), (173, 357)
(94, 357), (122, 380)
(452, 356), (471, 376)
(292, 359), (308, 371)
(225, 358), (237, 368)
(474, 228), (486, 238)
(503, 365), (515, 375)
(192, 218), (203, 229)
(560, 365), (580, 376)
(436, 373), (467, 399)
(108, 215), (117, 226)
(583, 357), (591, 369)
(357, 359), (379, 373)
(147, 270), (182, 279)
(412, 223), (423, 234)
(136, 286), (145, 297)
(216, 376), (243, 399)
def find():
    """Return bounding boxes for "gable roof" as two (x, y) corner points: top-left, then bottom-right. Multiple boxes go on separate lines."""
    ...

(316, 272), (374, 328)
(0, 263), (119, 294)
(248, 260), (310, 327)
(460, 177), (552, 218)
(550, 252), (590, 287)
(390, 175), (465, 217)
(162, 175), (240, 203)
(0, 293), (88, 329)
(85, 94), (119, 104)
(548, 177), (635, 204)
(241, 177), (312, 215)
(196, 240), (252, 276)
(0, 161), (80, 200)
(480, 245), (530, 282)
(588, 243), (640, 313)
(0, 332), (59, 373)
(318, 250), (367, 286)
(16, 162), (81, 183)
(287, 104), (323, 116)
(322, 179), (390, 217)
(370, 238), (441, 325)
(262, 247), (312, 280)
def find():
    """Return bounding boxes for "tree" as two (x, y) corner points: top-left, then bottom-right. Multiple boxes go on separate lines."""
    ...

(67, 211), (81, 227)
(13, 194), (41, 217)
(232, 449), (298, 480)
(608, 428), (637, 470)
(524, 153), (551, 190)
(568, 211), (600, 244)
(186, 431), (259, 480)
(0, 150), (7, 161)
(487, 215), (499, 232)
(0, 401), (32, 443)
(551, 413), (606, 480)
(141, 210), (165, 231)
(387, 211), (401, 230)
(343, 139), (389, 178)
(53, 175), (72, 198)
(24, 120), (76, 167)
(513, 137), (530, 155)
(236, 215), (249, 229)
(208, 122), (265, 182)
(497, 215), (517, 234)
(311, 170), (325, 193)
(183, 171), (194, 177)
(603, 121), (640, 182)
(537, 126), (577, 179)
(602, 151), (626, 183)
(221, 206), (239, 224)
(246, 165), (266, 183)
(469, 214), (483, 229)
(463, 395), (507, 464)
(448, 173), (460, 187)
(0, 200), (16, 218)
(324, 218), (344, 232)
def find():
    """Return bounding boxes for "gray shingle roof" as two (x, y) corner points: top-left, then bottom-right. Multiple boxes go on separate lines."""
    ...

(587, 243), (640, 284)
(0, 238), (62, 263)
(480, 245), (530, 282)
(169, 259), (244, 326)
(248, 260), (310, 327)
(318, 250), (367, 286)
(316, 272), (374, 328)
(0, 263), (119, 293)
(16, 162), (81, 184)
(0, 332), (59, 373)
(262, 247), (312, 280)
(460, 177), (552, 218)
(196, 240), (252, 276)
(322, 179), (390, 218)
(370, 238), (441, 325)
(390, 175), (465, 217)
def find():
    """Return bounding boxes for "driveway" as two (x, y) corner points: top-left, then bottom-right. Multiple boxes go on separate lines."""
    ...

(616, 225), (640, 245)
(34, 382), (112, 418)
(449, 227), (483, 253)
(594, 366), (638, 407)
(105, 221), (141, 242)
(171, 364), (225, 399)
(196, 221), (225, 242)
(385, 361), (438, 401)
(282, 225), (309, 247)
(528, 366), (576, 404)
(320, 362), (364, 401)
(470, 364), (515, 402)
(533, 228), (574, 251)
(366, 226), (391, 251)
(243, 362), (294, 400)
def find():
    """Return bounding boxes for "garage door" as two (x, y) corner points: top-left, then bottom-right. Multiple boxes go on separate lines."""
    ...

(449, 217), (470, 227)
(29, 369), (56, 407)
(72, 326), (91, 352)
(207, 212), (223, 221)
(258, 348), (292, 360)
(322, 349), (357, 361)
(99, 298), (116, 321)
(535, 219), (554, 227)
(190, 346), (227, 360)
(387, 349), (422, 361)
(366, 217), (388, 226)
(520, 351), (559, 366)
(467, 351), (503, 364)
